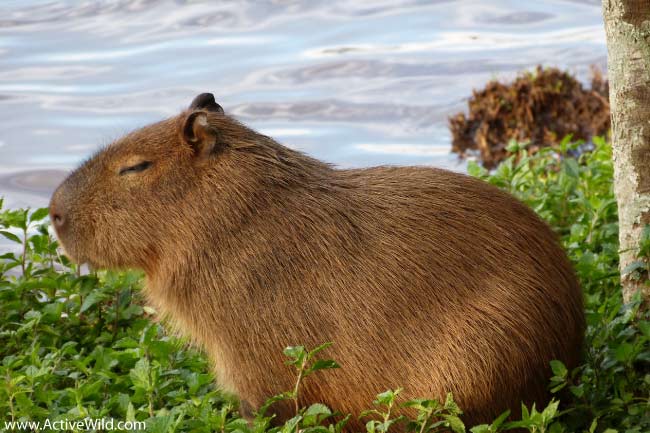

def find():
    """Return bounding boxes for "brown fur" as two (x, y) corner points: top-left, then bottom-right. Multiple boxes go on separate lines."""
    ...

(50, 94), (585, 429)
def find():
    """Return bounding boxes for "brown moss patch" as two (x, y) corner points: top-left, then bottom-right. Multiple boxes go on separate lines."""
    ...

(449, 65), (610, 168)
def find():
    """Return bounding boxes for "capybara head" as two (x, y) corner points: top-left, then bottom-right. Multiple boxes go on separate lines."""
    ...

(50, 93), (270, 271)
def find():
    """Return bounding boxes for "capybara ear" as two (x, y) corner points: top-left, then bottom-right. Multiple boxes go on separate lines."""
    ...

(182, 111), (219, 157)
(189, 93), (224, 114)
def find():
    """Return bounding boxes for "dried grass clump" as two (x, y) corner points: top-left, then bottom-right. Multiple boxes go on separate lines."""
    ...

(449, 66), (610, 168)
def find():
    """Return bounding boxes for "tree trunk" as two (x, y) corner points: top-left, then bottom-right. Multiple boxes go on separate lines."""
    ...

(603, 0), (650, 303)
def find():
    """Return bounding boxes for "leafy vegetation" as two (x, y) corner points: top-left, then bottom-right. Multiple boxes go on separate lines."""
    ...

(470, 137), (649, 432)
(1, 137), (648, 432)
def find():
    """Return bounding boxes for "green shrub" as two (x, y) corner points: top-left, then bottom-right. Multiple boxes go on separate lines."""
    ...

(0, 137), (648, 432)
(470, 137), (649, 432)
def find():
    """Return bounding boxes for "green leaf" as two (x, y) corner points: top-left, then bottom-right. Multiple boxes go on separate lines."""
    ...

(490, 410), (511, 430)
(374, 389), (399, 406)
(444, 392), (461, 414)
(130, 358), (151, 390)
(541, 400), (560, 422)
(563, 158), (580, 178)
(303, 403), (332, 426)
(148, 340), (174, 362)
(505, 139), (521, 153)
(24, 310), (42, 321)
(126, 402), (136, 421)
(304, 403), (332, 418)
(305, 359), (340, 376)
(42, 302), (64, 322)
(80, 291), (107, 313)
(334, 414), (351, 433)
(614, 342), (635, 363)
(402, 398), (438, 411)
(283, 345), (306, 366)
(80, 379), (104, 398)
(29, 208), (50, 223)
(549, 360), (567, 378)
(146, 415), (174, 433)
(550, 382), (566, 393)
(443, 415), (465, 433)
(257, 392), (293, 416)
(569, 384), (584, 397)
(639, 321), (650, 339)
(307, 341), (333, 359)
(467, 161), (486, 178)
(280, 415), (302, 433)
(301, 427), (332, 433)
(113, 337), (140, 349)
(559, 134), (574, 151)
(0, 230), (21, 244)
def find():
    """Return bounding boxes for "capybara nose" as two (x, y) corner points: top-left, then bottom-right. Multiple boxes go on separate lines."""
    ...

(49, 199), (66, 233)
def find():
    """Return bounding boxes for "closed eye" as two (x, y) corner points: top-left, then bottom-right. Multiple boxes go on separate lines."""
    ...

(119, 161), (152, 175)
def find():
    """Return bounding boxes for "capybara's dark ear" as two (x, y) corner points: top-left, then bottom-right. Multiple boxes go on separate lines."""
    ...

(189, 93), (224, 114)
(182, 111), (219, 157)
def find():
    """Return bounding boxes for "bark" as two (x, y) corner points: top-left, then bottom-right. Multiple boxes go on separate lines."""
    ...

(603, 0), (650, 303)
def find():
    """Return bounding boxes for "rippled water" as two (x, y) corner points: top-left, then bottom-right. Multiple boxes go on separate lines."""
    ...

(0, 0), (605, 209)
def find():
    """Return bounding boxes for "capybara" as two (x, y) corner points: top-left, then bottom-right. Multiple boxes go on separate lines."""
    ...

(50, 93), (585, 428)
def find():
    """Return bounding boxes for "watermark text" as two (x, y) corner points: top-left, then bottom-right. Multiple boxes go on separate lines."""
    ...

(4, 418), (146, 431)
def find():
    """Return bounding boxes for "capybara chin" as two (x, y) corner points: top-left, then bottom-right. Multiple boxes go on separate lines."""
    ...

(50, 93), (584, 428)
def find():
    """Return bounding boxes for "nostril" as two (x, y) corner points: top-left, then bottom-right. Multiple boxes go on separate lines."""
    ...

(50, 190), (69, 232)
(49, 201), (66, 229)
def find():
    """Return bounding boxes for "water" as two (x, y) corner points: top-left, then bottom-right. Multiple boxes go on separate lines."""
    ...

(0, 0), (606, 209)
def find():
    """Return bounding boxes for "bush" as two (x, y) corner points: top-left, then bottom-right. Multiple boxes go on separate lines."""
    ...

(470, 137), (649, 432)
(1, 137), (648, 432)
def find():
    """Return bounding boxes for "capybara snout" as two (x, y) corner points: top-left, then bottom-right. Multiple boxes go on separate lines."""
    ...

(49, 190), (66, 234)
(51, 93), (585, 429)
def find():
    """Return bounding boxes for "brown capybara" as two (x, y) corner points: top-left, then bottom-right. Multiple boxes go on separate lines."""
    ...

(50, 93), (584, 428)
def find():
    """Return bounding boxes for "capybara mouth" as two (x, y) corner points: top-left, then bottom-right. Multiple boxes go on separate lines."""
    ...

(52, 229), (94, 268)
(55, 240), (84, 265)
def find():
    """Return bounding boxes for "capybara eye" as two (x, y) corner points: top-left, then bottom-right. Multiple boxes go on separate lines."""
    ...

(119, 161), (152, 176)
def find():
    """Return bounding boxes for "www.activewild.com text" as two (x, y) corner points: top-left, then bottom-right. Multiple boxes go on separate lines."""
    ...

(4, 418), (146, 431)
